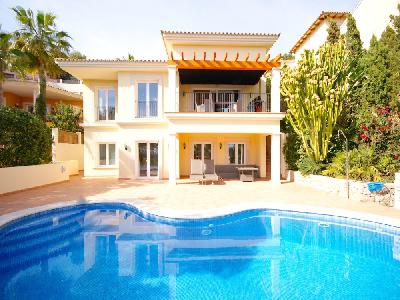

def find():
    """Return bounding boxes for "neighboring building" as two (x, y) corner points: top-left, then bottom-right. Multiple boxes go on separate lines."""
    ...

(57, 31), (284, 183)
(290, 0), (400, 60)
(290, 11), (347, 60)
(347, 0), (400, 48)
(2, 71), (83, 115)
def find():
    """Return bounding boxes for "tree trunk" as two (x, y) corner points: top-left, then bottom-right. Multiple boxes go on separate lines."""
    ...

(35, 69), (47, 120)
(0, 80), (4, 106)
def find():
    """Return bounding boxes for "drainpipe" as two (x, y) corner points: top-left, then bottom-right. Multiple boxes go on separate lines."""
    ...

(338, 130), (349, 199)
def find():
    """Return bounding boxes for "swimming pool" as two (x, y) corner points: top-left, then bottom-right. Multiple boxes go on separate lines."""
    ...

(0, 203), (399, 299)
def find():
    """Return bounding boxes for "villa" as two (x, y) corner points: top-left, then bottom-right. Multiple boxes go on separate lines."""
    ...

(1, 71), (83, 115)
(57, 31), (284, 184)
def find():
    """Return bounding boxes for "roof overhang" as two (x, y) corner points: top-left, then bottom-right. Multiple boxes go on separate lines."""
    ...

(161, 30), (280, 52)
(4, 79), (82, 101)
(290, 11), (348, 54)
(56, 59), (168, 80)
(165, 112), (285, 134)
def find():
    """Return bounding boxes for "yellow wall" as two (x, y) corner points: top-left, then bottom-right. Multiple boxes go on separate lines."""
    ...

(178, 133), (267, 177)
(4, 91), (82, 110)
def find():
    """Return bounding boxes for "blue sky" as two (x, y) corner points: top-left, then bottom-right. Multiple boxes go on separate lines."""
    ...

(0, 0), (358, 59)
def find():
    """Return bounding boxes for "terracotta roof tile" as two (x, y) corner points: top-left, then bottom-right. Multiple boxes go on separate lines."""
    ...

(161, 30), (280, 37)
(290, 11), (348, 54)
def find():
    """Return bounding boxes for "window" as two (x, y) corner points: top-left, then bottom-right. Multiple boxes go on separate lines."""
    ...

(228, 143), (245, 165)
(193, 143), (212, 161)
(137, 82), (158, 118)
(97, 89), (115, 120)
(99, 143), (116, 166)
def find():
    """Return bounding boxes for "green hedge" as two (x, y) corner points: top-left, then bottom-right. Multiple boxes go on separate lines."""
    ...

(0, 106), (52, 167)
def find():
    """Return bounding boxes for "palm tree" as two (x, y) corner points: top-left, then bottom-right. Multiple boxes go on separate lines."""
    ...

(0, 27), (13, 106)
(12, 6), (71, 119)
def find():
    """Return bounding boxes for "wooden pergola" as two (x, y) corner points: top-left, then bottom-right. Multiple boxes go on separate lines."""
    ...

(168, 51), (281, 71)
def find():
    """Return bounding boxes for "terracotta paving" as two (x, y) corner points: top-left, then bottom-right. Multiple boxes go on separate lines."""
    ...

(1, 173), (400, 220)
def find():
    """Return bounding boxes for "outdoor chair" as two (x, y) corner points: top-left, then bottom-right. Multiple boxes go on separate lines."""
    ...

(190, 159), (204, 182)
(203, 159), (220, 183)
(366, 182), (393, 206)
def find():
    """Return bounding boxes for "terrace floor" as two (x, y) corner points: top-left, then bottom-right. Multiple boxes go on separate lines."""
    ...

(0, 173), (399, 221)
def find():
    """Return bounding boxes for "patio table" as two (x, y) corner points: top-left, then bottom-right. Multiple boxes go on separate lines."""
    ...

(236, 167), (258, 182)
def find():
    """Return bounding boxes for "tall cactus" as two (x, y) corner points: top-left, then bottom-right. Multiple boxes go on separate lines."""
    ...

(281, 41), (357, 162)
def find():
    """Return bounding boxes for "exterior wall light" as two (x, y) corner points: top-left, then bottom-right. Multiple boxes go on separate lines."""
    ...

(219, 142), (222, 149)
(183, 142), (186, 150)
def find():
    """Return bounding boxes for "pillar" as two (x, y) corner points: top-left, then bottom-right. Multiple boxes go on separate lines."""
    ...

(33, 89), (38, 111)
(168, 133), (177, 185)
(51, 128), (59, 162)
(271, 67), (281, 113)
(271, 133), (281, 183)
(168, 65), (178, 112)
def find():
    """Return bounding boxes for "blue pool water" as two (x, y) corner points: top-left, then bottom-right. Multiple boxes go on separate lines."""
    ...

(0, 203), (399, 300)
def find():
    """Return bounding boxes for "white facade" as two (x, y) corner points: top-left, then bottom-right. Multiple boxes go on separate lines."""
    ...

(342, 0), (400, 48)
(57, 32), (285, 184)
(291, 0), (399, 60)
(294, 17), (346, 61)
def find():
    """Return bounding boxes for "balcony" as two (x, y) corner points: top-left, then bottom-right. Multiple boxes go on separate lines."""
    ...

(181, 91), (271, 113)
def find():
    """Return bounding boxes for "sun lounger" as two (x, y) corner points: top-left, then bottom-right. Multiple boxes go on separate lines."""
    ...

(190, 159), (204, 182)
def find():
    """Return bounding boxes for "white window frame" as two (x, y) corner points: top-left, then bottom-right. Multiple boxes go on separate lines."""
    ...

(136, 141), (161, 179)
(192, 142), (213, 161)
(227, 142), (246, 165)
(96, 87), (116, 121)
(97, 143), (117, 167)
(136, 81), (159, 118)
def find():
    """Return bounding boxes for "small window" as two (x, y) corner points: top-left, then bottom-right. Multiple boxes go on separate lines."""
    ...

(137, 82), (158, 118)
(99, 143), (116, 166)
(228, 143), (245, 165)
(97, 89), (115, 120)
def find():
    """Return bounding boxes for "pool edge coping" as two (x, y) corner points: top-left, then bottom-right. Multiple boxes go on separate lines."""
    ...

(1, 198), (400, 228)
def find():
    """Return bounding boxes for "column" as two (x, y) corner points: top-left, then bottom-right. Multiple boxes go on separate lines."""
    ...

(33, 88), (38, 110)
(51, 128), (59, 162)
(271, 133), (281, 184)
(271, 67), (281, 113)
(168, 65), (178, 112)
(168, 133), (177, 185)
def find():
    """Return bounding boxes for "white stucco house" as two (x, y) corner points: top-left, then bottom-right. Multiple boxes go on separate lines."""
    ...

(56, 31), (284, 184)
(290, 0), (400, 60)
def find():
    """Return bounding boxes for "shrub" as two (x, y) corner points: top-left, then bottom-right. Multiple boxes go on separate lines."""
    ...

(0, 106), (52, 167)
(297, 156), (324, 175)
(48, 103), (82, 132)
(322, 145), (383, 181)
(282, 119), (301, 170)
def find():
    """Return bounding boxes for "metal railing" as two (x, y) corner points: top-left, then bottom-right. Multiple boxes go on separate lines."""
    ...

(137, 101), (158, 118)
(182, 91), (271, 113)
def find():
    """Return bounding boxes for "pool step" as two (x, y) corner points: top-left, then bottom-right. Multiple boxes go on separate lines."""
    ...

(1, 208), (86, 239)
(0, 210), (85, 247)
(0, 232), (76, 273)
(0, 220), (82, 259)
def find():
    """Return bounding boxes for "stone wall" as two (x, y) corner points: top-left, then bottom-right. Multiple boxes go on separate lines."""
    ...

(293, 171), (395, 204)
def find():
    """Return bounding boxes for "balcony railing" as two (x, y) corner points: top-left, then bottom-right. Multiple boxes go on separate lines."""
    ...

(182, 92), (271, 113)
(137, 101), (158, 118)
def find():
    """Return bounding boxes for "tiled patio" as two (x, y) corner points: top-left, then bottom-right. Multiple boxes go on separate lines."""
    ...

(1, 173), (399, 220)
